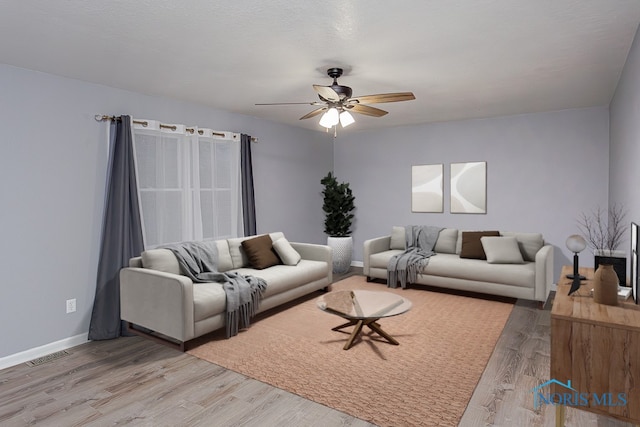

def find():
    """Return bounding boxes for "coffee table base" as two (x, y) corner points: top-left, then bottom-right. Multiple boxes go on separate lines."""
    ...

(331, 318), (400, 350)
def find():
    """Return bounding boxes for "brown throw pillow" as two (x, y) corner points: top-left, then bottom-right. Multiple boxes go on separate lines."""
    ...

(460, 231), (500, 260)
(241, 234), (281, 269)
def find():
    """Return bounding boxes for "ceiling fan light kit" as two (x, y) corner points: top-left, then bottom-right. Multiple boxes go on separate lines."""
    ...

(256, 67), (415, 133)
(339, 110), (355, 127)
(319, 107), (339, 128)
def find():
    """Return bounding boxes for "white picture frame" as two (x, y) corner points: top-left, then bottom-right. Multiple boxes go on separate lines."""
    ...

(411, 164), (443, 213)
(450, 161), (487, 214)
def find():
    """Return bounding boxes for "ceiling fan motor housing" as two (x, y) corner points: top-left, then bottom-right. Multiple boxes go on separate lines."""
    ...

(325, 68), (352, 100)
(327, 67), (343, 79)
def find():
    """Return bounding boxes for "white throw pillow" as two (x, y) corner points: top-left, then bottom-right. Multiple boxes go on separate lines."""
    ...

(390, 226), (406, 250)
(480, 236), (525, 264)
(272, 237), (302, 266)
(501, 232), (544, 261)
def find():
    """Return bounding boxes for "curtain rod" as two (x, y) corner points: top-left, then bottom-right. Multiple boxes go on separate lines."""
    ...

(95, 115), (258, 142)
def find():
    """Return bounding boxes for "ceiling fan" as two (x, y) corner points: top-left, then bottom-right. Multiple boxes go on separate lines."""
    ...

(256, 67), (415, 131)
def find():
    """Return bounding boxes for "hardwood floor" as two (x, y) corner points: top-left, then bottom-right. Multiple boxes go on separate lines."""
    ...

(0, 335), (374, 427)
(0, 272), (635, 426)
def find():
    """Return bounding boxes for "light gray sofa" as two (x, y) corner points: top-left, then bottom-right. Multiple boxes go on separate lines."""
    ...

(363, 227), (554, 302)
(120, 232), (332, 349)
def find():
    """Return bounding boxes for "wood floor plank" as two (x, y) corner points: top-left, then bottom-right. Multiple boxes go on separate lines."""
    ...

(148, 399), (205, 427)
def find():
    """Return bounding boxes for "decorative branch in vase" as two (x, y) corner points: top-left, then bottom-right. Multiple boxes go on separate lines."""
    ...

(577, 203), (627, 285)
(577, 204), (627, 256)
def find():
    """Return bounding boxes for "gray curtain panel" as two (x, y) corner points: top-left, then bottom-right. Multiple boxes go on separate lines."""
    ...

(241, 134), (257, 236)
(89, 115), (144, 340)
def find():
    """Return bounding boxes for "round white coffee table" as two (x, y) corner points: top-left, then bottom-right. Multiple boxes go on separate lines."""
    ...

(317, 289), (412, 350)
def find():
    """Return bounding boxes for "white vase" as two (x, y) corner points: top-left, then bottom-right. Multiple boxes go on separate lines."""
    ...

(327, 236), (353, 274)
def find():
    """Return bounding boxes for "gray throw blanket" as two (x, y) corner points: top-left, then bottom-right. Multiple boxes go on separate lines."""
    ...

(387, 225), (443, 289)
(162, 240), (267, 338)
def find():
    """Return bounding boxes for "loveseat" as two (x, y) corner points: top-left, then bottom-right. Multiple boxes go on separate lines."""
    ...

(363, 227), (554, 302)
(120, 232), (332, 349)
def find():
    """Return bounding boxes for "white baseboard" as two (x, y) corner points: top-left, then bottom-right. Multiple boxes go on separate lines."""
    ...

(0, 333), (89, 371)
(351, 260), (364, 268)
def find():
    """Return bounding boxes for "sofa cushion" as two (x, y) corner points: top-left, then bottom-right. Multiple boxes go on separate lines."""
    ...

(272, 237), (301, 266)
(368, 251), (535, 288)
(232, 260), (329, 298)
(192, 282), (227, 322)
(390, 226), (406, 250)
(370, 249), (406, 269)
(141, 249), (181, 275)
(425, 254), (535, 288)
(391, 226), (458, 253)
(434, 228), (458, 254)
(215, 240), (234, 272)
(141, 240), (235, 274)
(459, 231), (500, 259)
(481, 236), (525, 264)
(241, 234), (281, 270)
(227, 237), (250, 269)
(501, 232), (544, 262)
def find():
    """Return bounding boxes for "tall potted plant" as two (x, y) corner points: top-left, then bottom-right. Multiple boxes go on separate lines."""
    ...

(321, 172), (356, 273)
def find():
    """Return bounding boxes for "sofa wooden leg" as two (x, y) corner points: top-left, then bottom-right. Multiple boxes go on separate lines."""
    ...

(366, 276), (373, 282)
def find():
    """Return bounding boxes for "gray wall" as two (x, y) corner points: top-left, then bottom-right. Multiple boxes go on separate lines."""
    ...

(610, 24), (640, 232)
(0, 64), (333, 359)
(335, 106), (611, 280)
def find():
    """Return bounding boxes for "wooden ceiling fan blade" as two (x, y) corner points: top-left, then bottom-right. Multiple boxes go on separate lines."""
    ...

(299, 107), (327, 120)
(350, 92), (415, 104)
(349, 104), (388, 117)
(313, 85), (341, 102)
(255, 102), (319, 105)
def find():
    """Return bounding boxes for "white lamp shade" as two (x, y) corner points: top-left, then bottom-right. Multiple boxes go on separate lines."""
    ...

(566, 234), (587, 253)
(339, 110), (355, 127)
(319, 108), (339, 128)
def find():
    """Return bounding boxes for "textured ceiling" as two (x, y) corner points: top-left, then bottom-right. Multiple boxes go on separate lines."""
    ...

(1, 0), (640, 132)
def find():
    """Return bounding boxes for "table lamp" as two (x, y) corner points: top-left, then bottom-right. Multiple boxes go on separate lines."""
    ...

(566, 234), (587, 294)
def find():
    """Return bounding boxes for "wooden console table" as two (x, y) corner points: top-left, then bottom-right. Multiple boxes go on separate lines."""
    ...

(551, 265), (640, 426)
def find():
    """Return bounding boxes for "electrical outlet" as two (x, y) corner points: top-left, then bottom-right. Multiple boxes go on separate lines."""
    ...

(66, 298), (76, 314)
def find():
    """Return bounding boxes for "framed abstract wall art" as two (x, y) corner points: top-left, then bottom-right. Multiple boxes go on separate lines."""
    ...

(411, 164), (443, 213)
(450, 161), (486, 214)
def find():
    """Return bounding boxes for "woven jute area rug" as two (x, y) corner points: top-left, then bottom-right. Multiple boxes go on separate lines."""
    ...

(188, 275), (514, 426)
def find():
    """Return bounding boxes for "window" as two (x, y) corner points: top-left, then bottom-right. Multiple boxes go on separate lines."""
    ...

(132, 121), (241, 248)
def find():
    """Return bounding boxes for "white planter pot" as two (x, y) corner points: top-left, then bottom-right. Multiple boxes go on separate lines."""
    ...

(327, 236), (353, 274)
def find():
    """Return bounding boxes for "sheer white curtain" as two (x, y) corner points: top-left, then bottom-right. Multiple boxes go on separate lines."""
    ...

(132, 120), (242, 248)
